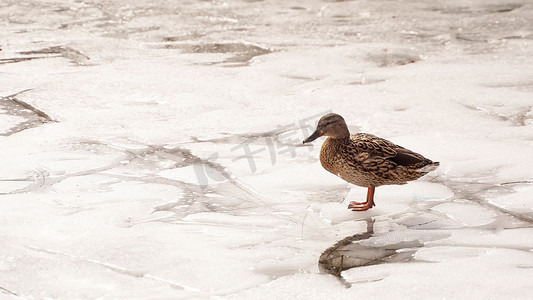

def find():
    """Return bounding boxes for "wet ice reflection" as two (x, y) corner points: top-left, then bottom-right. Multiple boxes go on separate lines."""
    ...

(0, 89), (54, 136)
(1, 0), (532, 298)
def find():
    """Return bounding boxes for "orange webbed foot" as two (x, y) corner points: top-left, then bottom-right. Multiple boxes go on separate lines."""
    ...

(348, 201), (374, 211)
(348, 187), (376, 212)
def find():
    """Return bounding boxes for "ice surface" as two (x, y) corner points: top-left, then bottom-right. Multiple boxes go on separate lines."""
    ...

(1, 0), (532, 299)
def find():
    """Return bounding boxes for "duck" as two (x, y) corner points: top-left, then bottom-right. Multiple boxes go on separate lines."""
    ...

(303, 113), (439, 211)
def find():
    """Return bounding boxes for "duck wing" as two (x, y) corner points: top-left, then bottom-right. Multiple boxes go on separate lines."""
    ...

(390, 147), (428, 166)
(350, 133), (429, 167)
(350, 133), (397, 158)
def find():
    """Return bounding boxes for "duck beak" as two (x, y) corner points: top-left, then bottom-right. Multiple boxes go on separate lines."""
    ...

(303, 130), (321, 144)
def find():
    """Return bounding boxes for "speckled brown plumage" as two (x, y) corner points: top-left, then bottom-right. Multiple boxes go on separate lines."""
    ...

(320, 133), (436, 188)
(303, 113), (439, 211)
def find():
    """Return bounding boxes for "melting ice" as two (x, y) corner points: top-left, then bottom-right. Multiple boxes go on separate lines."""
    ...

(1, 0), (532, 299)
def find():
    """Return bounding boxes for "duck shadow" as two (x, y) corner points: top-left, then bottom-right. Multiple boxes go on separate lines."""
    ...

(318, 218), (425, 284)
(318, 176), (533, 286)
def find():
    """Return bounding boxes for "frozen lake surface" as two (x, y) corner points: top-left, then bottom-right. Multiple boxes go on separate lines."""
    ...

(1, 0), (532, 298)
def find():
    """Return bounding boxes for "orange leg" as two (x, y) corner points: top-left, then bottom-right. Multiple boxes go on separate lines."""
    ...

(348, 187), (376, 211)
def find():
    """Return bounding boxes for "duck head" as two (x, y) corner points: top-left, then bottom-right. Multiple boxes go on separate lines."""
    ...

(303, 113), (350, 143)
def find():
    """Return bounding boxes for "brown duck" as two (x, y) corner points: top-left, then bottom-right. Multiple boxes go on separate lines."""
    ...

(303, 113), (439, 211)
